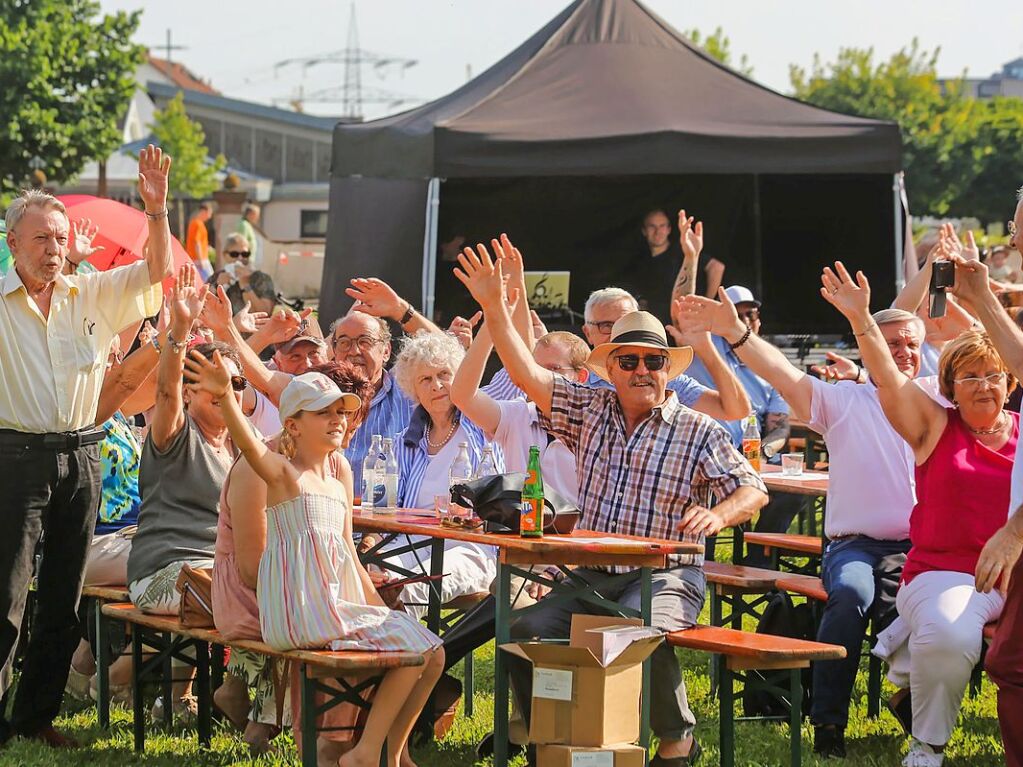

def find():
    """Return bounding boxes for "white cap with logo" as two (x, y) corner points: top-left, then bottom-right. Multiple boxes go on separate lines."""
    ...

(278, 372), (361, 424)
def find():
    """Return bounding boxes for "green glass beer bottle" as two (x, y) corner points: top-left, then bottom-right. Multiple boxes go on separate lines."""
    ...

(520, 446), (544, 538)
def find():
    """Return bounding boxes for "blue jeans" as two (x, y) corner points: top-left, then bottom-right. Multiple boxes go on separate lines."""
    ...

(810, 536), (911, 728)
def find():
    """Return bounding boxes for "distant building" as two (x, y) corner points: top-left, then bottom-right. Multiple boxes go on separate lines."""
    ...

(943, 57), (1023, 99)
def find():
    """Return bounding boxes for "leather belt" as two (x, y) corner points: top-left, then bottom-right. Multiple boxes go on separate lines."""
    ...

(0, 427), (107, 452)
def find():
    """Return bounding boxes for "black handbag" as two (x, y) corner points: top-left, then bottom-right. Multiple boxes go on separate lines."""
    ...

(449, 472), (581, 534)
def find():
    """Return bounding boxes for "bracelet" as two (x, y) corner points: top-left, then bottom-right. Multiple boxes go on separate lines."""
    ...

(166, 330), (187, 353)
(398, 302), (415, 326)
(853, 322), (877, 337)
(144, 208), (168, 220)
(729, 326), (752, 351)
(150, 334), (162, 352)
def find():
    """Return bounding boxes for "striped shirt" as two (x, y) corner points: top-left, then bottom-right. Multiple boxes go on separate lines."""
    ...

(396, 407), (503, 509)
(540, 377), (766, 572)
(483, 367), (525, 401)
(585, 369), (708, 409)
(346, 370), (415, 493)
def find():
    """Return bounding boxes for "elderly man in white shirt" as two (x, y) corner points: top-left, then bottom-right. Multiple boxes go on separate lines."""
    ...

(0, 147), (171, 748)
(677, 293), (942, 760)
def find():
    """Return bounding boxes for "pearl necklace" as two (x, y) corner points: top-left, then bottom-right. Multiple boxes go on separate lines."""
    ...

(426, 417), (457, 450)
(967, 411), (1008, 436)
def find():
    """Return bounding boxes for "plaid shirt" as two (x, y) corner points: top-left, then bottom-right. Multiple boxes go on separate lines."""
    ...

(540, 377), (766, 571)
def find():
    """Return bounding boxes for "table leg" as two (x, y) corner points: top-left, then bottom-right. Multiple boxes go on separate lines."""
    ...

(132, 628), (145, 752)
(640, 567), (652, 749)
(493, 562), (512, 767)
(95, 600), (110, 728)
(301, 663), (317, 767)
(719, 663), (734, 767)
(417, 538), (446, 741)
(789, 668), (802, 767)
(161, 632), (173, 726)
(195, 640), (211, 748)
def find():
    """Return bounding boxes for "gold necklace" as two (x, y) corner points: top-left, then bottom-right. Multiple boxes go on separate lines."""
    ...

(967, 411), (1007, 436)
(425, 417), (457, 450)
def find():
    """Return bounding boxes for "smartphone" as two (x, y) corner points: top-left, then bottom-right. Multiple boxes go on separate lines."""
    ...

(929, 260), (955, 318)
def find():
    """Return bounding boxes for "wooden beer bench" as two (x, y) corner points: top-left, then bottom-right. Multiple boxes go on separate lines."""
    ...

(743, 532), (824, 575)
(668, 625), (845, 767)
(100, 603), (425, 767)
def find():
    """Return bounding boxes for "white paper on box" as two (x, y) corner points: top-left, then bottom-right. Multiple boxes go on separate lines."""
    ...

(571, 752), (614, 767)
(533, 667), (573, 701)
(586, 624), (664, 666)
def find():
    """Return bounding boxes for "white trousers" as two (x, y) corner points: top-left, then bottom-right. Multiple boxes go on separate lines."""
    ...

(874, 570), (1004, 745)
(384, 536), (497, 619)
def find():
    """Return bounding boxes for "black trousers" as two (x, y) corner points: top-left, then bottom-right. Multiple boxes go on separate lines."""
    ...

(0, 440), (100, 736)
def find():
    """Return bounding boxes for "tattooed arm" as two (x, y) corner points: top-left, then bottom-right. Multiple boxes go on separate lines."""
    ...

(671, 209), (703, 301)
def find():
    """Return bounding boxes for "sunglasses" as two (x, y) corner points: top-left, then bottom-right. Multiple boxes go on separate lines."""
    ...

(225, 250), (251, 260)
(614, 353), (668, 372)
(230, 374), (248, 392)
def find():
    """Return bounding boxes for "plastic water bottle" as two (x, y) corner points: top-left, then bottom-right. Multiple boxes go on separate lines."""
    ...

(449, 442), (474, 514)
(474, 446), (498, 480)
(381, 437), (399, 512)
(361, 434), (382, 510)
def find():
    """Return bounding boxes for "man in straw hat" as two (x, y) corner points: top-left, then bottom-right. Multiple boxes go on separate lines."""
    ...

(455, 244), (767, 767)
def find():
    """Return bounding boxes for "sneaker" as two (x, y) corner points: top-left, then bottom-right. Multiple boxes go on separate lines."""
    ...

(903, 740), (944, 767)
(813, 725), (846, 759)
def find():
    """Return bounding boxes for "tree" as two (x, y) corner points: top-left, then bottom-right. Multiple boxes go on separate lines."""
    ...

(790, 40), (1023, 222)
(0, 0), (143, 204)
(684, 27), (753, 77)
(148, 92), (226, 200)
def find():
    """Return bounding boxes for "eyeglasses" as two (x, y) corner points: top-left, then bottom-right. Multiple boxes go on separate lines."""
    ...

(953, 372), (1007, 388)
(614, 353), (668, 372)
(225, 250), (251, 260)
(737, 308), (760, 322)
(332, 334), (384, 353)
(229, 374), (248, 392)
(585, 320), (616, 334)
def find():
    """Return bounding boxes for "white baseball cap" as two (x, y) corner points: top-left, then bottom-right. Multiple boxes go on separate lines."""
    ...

(724, 285), (761, 307)
(278, 372), (362, 423)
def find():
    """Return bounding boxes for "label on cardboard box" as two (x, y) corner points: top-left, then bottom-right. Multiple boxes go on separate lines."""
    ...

(571, 751), (614, 767)
(534, 667), (573, 701)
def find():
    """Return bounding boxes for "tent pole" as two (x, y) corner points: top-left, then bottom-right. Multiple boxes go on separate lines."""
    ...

(422, 178), (441, 319)
(752, 174), (763, 301)
(893, 173), (905, 292)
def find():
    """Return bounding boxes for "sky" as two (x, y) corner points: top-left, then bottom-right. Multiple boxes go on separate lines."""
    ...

(98, 0), (1023, 120)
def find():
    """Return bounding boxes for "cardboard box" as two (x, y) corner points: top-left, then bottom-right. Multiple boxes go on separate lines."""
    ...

(501, 615), (663, 747)
(537, 744), (647, 767)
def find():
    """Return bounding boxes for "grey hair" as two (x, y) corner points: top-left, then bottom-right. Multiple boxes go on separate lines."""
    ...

(242, 202), (261, 217)
(329, 312), (392, 343)
(392, 330), (465, 405)
(1016, 185), (1023, 202)
(584, 287), (638, 321)
(4, 189), (67, 233)
(223, 232), (248, 250)
(873, 307), (925, 336)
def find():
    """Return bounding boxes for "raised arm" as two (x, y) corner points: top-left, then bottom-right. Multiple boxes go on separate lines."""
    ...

(449, 322), (502, 434)
(820, 262), (945, 458)
(136, 145), (174, 283)
(494, 233), (535, 349)
(676, 289), (814, 421)
(703, 258), (725, 299)
(95, 320), (163, 424)
(455, 244), (555, 415)
(952, 255), (1023, 380)
(345, 277), (443, 337)
(671, 210), (703, 301)
(891, 224), (950, 312)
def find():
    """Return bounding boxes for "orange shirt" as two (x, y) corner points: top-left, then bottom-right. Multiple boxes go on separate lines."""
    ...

(186, 217), (209, 262)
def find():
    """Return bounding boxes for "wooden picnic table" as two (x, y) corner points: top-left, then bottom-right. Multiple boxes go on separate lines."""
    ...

(760, 464), (829, 498)
(351, 508), (702, 767)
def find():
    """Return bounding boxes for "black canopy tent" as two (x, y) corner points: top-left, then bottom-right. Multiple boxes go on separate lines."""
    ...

(321, 0), (903, 333)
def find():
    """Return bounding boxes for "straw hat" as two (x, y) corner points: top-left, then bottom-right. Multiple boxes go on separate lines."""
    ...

(585, 311), (693, 383)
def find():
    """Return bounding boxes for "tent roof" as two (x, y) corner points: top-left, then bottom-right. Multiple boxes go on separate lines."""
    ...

(332, 0), (901, 179)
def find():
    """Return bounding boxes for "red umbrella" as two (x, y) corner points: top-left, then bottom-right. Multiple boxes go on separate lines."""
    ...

(58, 195), (192, 289)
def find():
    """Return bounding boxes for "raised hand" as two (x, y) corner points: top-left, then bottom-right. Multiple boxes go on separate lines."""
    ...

(447, 311), (482, 350)
(962, 230), (981, 262)
(454, 243), (507, 311)
(949, 253), (993, 307)
(666, 297), (710, 348)
(675, 288), (742, 338)
(530, 309), (548, 339)
(232, 301), (269, 335)
(169, 264), (208, 336)
(678, 209), (704, 261)
(183, 348), (232, 401)
(199, 285), (234, 335)
(137, 144), (171, 212)
(820, 262), (871, 323)
(137, 320), (158, 348)
(345, 278), (405, 321)
(493, 233), (525, 288)
(810, 351), (861, 382)
(68, 218), (104, 265)
(260, 307), (310, 346)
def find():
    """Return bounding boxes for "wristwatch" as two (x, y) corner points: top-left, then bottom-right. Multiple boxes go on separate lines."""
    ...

(763, 444), (777, 460)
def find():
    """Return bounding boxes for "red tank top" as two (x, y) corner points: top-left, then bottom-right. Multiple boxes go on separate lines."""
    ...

(902, 409), (1017, 584)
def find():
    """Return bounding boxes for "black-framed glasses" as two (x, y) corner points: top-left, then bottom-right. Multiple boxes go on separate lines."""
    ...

(229, 375), (248, 392)
(226, 250), (251, 260)
(614, 353), (668, 372)
(333, 334), (384, 353)
(585, 320), (615, 334)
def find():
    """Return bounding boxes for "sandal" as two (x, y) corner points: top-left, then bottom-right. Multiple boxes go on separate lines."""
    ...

(89, 677), (132, 706)
(650, 740), (702, 767)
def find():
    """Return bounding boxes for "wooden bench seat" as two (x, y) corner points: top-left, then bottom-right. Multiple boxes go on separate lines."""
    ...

(743, 532), (823, 556)
(669, 625), (844, 767)
(704, 561), (781, 591)
(775, 574), (828, 603)
(83, 585), (131, 603)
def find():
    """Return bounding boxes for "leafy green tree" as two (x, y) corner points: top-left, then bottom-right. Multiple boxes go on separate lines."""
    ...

(148, 92), (226, 200)
(684, 27), (753, 77)
(0, 0), (143, 204)
(790, 40), (1023, 222)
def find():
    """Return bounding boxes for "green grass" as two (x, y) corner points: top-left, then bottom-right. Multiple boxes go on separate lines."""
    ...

(0, 634), (1005, 766)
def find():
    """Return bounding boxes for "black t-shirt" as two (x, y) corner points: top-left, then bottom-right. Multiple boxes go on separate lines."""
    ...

(618, 242), (710, 322)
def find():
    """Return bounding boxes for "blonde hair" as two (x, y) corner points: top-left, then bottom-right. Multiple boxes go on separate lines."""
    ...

(938, 330), (1017, 401)
(278, 428), (297, 459)
(535, 331), (589, 370)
